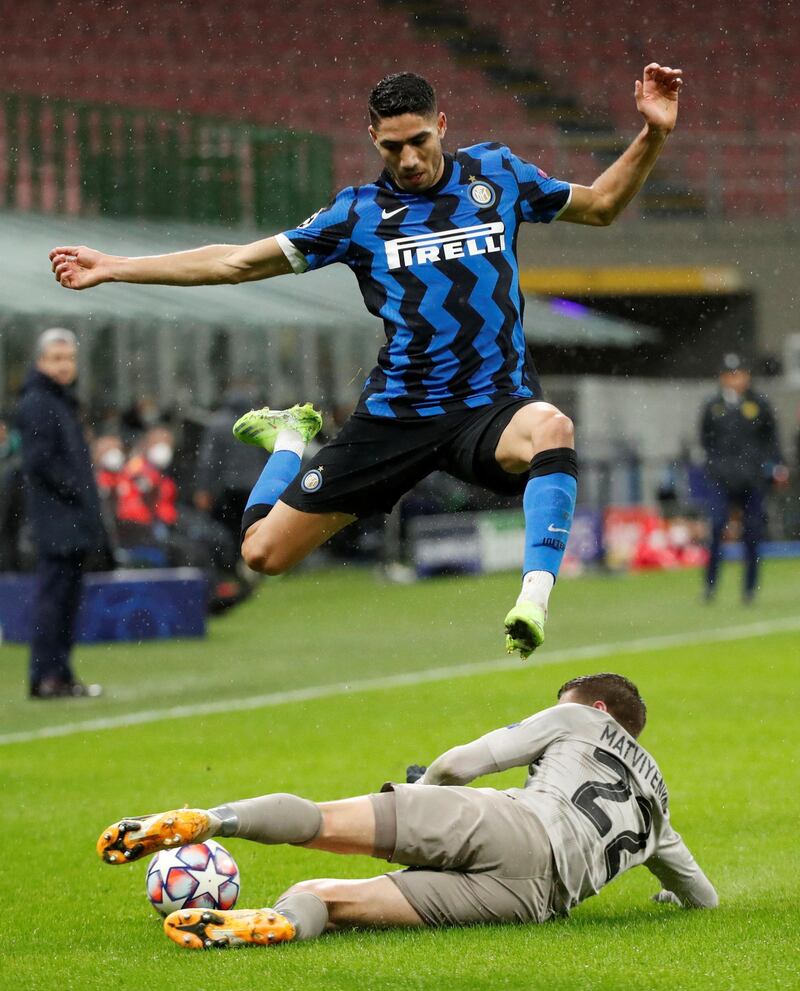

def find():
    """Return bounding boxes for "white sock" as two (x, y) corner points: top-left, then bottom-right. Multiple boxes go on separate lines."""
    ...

(274, 427), (305, 457)
(516, 571), (555, 616)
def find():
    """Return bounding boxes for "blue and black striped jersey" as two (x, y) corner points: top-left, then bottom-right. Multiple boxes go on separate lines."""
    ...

(277, 143), (571, 419)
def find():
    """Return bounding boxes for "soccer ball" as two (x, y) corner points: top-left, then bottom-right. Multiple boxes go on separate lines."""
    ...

(145, 839), (240, 916)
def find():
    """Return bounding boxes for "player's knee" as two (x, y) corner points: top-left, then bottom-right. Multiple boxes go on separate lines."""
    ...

(545, 409), (574, 449)
(528, 407), (574, 457)
(285, 879), (321, 898)
(241, 534), (288, 576)
(240, 538), (267, 573)
(284, 878), (344, 911)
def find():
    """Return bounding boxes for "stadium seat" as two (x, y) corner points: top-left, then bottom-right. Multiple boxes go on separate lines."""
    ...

(0, 0), (548, 190)
(0, 0), (795, 214)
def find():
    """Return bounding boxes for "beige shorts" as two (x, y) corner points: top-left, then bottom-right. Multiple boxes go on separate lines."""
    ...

(371, 784), (561, 928)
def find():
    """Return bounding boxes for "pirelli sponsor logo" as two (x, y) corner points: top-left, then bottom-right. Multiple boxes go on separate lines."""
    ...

(385, 222), (506, 270)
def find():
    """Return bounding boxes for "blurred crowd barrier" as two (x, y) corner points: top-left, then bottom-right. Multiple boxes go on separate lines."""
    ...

(0, 568), (207, 644)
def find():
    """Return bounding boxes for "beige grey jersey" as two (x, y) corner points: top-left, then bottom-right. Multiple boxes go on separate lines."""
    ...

(421, 702), (717, 910)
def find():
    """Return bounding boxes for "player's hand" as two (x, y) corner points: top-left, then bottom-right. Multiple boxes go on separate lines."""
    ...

(406, 764), (427, 784)
(49, 245), (114, 290)
(651, 889), (682, 906)
(635, 63), (683, 134)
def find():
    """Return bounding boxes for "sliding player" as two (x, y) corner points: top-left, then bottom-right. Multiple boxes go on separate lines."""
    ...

(51, 65), (683, 657)
(97, 672), (716, 948)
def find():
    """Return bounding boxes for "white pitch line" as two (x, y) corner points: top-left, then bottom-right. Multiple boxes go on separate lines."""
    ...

(2, 615), (799, 747)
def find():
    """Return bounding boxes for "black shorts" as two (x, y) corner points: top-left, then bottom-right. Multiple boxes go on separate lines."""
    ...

(281, 397), (534, 518)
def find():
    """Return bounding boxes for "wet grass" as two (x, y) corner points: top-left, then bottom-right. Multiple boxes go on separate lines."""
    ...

(2, 563), (799, 990)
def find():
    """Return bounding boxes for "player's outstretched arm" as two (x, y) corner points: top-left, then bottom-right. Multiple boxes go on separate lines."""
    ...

(559, 63), (683, 227)
(645, 828), (719, 909)
(49, 237), (293, 291)
(649, 872), (719, 910)
(420, 709), (565, 786)
(420, 738), (498, 786)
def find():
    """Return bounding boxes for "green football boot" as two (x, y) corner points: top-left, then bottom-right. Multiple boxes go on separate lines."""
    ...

(232, 403), (323, 452)
(504, 602), (546, 659)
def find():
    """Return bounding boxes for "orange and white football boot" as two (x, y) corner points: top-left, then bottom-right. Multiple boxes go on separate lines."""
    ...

(163, 907), (296, 949)
(96, 809), (213, 864)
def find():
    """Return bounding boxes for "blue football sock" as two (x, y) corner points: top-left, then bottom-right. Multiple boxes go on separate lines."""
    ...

(245, 450), (301, 511)
(240, 449), (302, 543)
(523, 449), (578, 579)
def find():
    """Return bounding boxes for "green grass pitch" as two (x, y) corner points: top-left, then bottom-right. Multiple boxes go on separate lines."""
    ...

(2, 561), (799, 990)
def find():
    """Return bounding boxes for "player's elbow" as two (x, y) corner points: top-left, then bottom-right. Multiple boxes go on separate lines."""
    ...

(590, 203), (616, 227)
(685, 891), (719, 910)
(217, 247), (253, 285)
(426, 750), (470, 786)
(695, 884), (720, 910)
(224, 261), (251, 285)
(585, 191), (618, 227)
(682, 874), (719, 910)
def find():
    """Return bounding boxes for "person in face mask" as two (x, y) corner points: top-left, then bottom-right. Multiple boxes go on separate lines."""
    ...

(0, 416), (25, 571)
(145, 431), (175, 474)
(94, 435), (126, 491)
(116, 428), (179, 540)
(92, 435), (127, 549)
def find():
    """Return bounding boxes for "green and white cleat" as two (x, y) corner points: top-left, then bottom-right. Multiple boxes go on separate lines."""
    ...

(232, 403), (323, 452)
(504, 602), (545, 659)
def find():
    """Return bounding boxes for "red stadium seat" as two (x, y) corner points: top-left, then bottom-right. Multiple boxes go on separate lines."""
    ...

(1, 0), (796, 216)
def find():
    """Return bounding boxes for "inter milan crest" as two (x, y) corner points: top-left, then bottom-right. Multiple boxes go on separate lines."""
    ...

(297, 208), (323, 230)
(468, 181), (496, 208)
(301, 468), (324, 492)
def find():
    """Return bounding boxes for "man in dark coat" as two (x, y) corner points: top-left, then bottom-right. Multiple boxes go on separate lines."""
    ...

(0, 416), (25, 571)
(16, 328), (108, 698)
(699, 353), (788, 603)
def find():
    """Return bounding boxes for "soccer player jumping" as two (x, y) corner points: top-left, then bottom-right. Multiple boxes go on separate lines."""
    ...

(50, 64), (683, 657)
(96, 673), (717, 949)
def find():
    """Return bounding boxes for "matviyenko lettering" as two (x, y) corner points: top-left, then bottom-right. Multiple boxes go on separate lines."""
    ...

(385, 222), (506, 270)
(599, 722), (669, 811)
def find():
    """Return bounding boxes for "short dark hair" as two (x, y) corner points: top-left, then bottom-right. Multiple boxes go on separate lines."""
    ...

(368, 72), (437, 126)
(557, 673), (647, 738)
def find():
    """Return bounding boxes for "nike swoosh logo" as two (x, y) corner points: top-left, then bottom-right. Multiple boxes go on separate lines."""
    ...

(547, 524), (570, 533)
(381, 206), (408, 220)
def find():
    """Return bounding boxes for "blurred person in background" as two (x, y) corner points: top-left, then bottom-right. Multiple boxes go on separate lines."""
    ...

(193, 386), (264, 546)
(699, 353), (788, 603)
(92, 434), (126, 553)
(0, 415), (25, 571)
(117, 424), (241, 607)
(94, 434), (126, 498)
(795, 401), (800, 475)
(115, 426), (179, 551)
(16, 328), (107, 699)
(119, 394), (166, 446)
